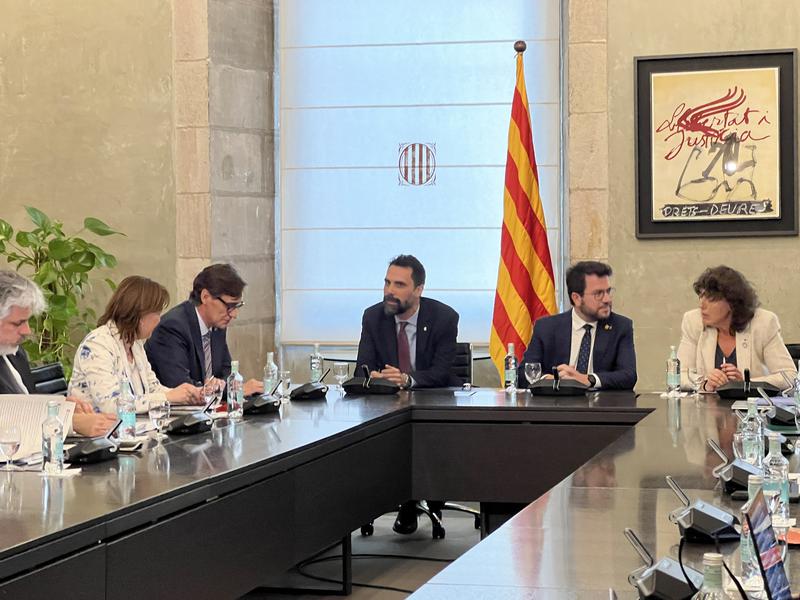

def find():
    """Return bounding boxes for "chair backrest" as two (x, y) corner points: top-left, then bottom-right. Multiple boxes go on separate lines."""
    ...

(786, 343), (800, 363)
(29, 362), (68, 396)
(450, 342), (473, 385)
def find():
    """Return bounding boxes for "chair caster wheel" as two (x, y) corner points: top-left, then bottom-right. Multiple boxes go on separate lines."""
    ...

(432, 525), (445, 539)
(360, 524), (374, 536)
(474, 515), (481, 529)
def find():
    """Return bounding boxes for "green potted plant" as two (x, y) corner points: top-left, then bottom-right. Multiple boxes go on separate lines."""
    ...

(0, 206), (123, 375)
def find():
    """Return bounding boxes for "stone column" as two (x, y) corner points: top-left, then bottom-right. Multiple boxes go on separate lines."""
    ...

(173, 0), (276, 380)
(208, 0), (276, 378)
(567, 0), (609, 263)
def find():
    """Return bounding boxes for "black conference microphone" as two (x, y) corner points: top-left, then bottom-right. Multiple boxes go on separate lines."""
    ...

(665, 475), (739, 543)
(243, 379), (282, 415)
(743, 368), (751, 394)
(551, 366), (560, 391)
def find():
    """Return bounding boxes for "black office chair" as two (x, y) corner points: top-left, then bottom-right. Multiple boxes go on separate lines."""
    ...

(360, 343), (480, 539)
(29, 362), (68, 395)
(786, 344), (800, 363)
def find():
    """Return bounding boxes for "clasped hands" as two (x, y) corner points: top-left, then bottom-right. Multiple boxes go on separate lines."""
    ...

(702, 363), (743, 391)
(370, 365), (410, 388)
(540, 364), (591, 386)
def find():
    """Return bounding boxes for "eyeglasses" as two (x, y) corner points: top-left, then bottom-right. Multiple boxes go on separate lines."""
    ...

(214, 296), (245, 314)
(583, 287), (615, 300)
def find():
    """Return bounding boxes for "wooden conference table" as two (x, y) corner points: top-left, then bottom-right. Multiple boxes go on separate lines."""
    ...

(0, 387), (778, 598)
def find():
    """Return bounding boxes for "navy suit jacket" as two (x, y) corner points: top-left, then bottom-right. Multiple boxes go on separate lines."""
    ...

(0, 348), (35, 394)
(355, 297), (460, 388)
(518, 310), (637, 390)
(145, 300), (232, 387)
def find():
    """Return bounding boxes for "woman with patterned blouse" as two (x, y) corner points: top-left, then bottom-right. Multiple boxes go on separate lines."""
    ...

(69, 276), (202, 413)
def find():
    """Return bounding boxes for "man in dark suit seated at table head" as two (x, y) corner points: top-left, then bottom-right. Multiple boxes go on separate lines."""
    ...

(518, 261), (637, 390)
(0, 270), (118, 436)
(355, 254), (459, 535)
(145, 263), (263, 396)
(355, 254), (460, 389)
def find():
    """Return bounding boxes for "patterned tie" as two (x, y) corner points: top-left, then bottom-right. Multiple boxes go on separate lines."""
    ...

(202, 332), (213, 379)
(576, 324), (593, 374)
(397, 322), (411, 374)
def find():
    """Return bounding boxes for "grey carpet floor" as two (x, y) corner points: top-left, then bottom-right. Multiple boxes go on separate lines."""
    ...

(243, 505), (481, 599)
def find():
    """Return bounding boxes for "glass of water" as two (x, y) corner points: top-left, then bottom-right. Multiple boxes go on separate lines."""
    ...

(278, 370), (292, 401)
(0, 424), (21, 471)
(687, 367), (704, 397)
(524, 362), (542, 387)
(148, 398), (171, 441)
(333, 362), (349, 393)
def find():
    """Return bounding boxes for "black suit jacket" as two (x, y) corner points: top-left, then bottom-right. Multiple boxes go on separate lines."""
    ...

(145, 300), (232, 387)
(0, 348), (36, 394)
(355, 297), (460, 388)
(517, 310), (637, 390)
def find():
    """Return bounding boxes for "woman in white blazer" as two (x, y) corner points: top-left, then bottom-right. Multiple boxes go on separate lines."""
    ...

(69, 276), (201, 414)
(678, 265), (796, 392)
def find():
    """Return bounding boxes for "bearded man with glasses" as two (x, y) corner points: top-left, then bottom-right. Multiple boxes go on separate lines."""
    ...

(145, 263), (264, 396)
(517, 261), (637, 390)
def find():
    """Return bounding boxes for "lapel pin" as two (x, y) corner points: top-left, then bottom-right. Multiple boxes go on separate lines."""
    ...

(423, 326), (428, 332)
(604, 324), (612, 331)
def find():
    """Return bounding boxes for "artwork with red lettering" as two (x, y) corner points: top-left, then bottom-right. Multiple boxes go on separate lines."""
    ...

(635, 51), (796, 238)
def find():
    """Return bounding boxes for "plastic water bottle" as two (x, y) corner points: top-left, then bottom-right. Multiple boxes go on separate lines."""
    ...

(741, 398), (765, 466)
(763, 432), (790, 525)
(227, 360), (244, 420)
(504, 343), (517, 392)
(666, 345), (680, 395)
(694, 552), (731, 599)
(309, 343), (323, 383)
(263, 352), (278, 395)
(117, 375), (136, 440)
(739, 474), (764, 588)
(41, 400), (64, 475)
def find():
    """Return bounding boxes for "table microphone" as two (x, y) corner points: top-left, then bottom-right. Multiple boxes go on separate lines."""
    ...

(743, 368), (751, 394)
(551, 366), (560, 391)
(707, 438), (762, 493)
(665, 475), (739, 543)
(624, 527), (702, 599)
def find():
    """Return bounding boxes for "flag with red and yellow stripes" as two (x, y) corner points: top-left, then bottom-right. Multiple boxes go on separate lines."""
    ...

(489, 49), (558, 381)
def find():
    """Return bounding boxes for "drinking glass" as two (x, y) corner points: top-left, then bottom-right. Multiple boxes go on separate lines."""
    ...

(278, 370), (292, 401)
(148, 398), (171, 440)
(524, 362), (542, 386)
(333, 363), (349, 392)
(688, 367), (704, 397)
(0, 424), (21, 471)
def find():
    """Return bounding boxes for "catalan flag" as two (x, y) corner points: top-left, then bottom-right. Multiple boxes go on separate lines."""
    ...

(489, 46), (558, 381)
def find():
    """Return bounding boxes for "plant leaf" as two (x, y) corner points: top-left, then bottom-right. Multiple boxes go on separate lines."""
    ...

(105, 278), (117, 291)
(15, 231), (37, 248)
(64, 251), (95, 273)
(84, 217), (121, 237)
(25, 206), (51, 230)
(35, 262), (59, 286)
(0, 219), (12, 241)
(47, 239), (73, 259)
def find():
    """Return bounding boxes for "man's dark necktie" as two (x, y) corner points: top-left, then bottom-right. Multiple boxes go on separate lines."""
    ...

(202, 332), (213, 380)
(397, 322), (411, 374)
(576, 324), (593, 374)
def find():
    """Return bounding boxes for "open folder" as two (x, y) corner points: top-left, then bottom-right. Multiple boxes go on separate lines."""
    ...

(0, 395), (75, 462)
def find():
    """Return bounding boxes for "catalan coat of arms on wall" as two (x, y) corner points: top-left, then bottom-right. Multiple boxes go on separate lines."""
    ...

(398, 143), (436, 186)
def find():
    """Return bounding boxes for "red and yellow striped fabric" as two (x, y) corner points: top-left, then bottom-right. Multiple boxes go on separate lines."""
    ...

(489, 52), (558, 381)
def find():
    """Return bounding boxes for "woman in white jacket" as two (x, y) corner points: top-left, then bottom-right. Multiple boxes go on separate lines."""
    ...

(69, 276), (201, 413)
(678, 265), (796, 392)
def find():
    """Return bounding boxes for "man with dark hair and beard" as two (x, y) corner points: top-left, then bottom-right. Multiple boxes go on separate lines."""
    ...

(355, 254), (460, 389)
(355, 255), (460, 535)
(517, 260), (637, 390)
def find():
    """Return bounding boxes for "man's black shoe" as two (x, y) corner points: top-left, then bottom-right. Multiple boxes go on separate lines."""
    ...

(392, 501), (418, 534)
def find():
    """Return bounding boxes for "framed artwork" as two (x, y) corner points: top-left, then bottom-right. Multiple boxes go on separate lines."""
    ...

(635, 50), (797, 238)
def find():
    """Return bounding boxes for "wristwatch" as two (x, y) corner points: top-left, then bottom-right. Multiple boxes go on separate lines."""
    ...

(587, 374), (597, 388)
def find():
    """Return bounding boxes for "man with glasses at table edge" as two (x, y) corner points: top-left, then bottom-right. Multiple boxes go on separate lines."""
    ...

(517, 261), (637, 390)
(145, 263), (263, 397)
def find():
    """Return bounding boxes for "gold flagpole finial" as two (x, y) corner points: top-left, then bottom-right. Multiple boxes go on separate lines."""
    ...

(514, 40), (527, 53)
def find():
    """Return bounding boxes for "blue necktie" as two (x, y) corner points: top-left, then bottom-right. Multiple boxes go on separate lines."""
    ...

(576, 324), (593, 374)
